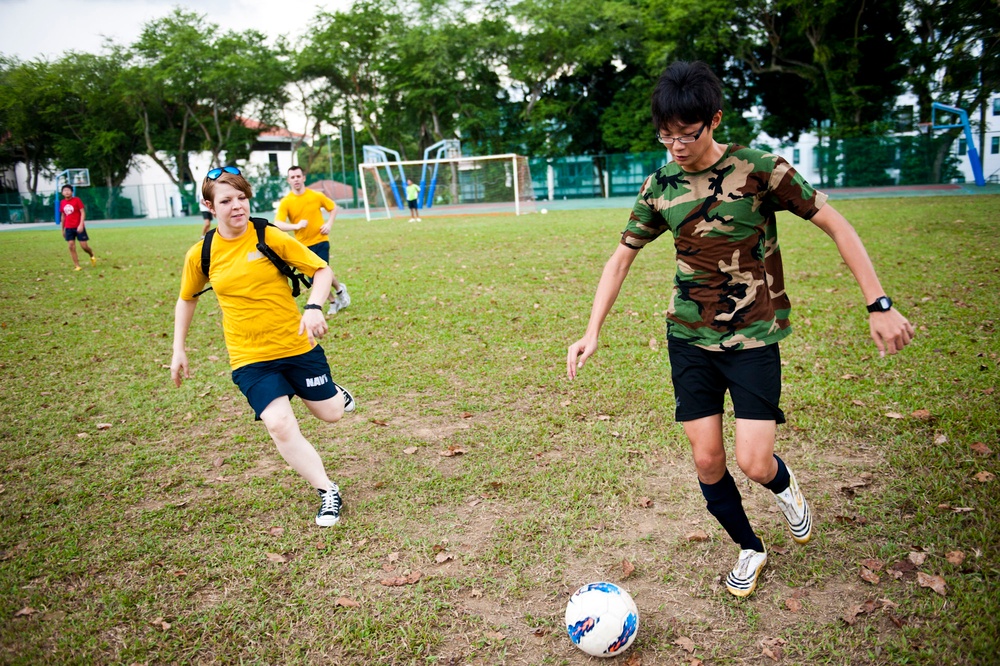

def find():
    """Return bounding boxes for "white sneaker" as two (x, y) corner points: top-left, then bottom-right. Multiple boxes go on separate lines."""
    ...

(416, 217), (422, 222)
(334, 284), (351, 312)
(327, 302), (339, 316)
(725, 545), (767, 598)
(774, 468), (812, 544)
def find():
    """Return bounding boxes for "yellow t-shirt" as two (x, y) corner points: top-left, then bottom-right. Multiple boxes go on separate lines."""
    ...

(179, 224), (327, 370)
(274, 189), (336, 248)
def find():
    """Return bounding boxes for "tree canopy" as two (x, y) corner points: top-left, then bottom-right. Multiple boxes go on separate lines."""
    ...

(0, 0), (995, 193)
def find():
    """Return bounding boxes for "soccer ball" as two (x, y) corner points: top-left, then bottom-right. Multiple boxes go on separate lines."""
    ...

(540, 208), (548, 214)
(565, 582), (639, 658)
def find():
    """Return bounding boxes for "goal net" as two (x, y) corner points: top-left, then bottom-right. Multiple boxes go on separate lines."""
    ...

(358, 153), (536, 221)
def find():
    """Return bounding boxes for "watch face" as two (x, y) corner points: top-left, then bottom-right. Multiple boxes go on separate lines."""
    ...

(878, 297), (891, 310)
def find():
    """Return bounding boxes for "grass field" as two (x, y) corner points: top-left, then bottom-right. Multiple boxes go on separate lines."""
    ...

(1, 195), (998, 665)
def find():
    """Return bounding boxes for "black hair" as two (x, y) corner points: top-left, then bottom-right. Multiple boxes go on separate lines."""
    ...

(651, 61), (723, 130)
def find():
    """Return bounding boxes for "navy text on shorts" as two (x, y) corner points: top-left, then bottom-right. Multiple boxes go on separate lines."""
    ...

(232, 345), (340, 419)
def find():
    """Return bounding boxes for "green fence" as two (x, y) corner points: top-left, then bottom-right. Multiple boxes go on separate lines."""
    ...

(0, 184), (173, 224)
(529, 136), (964, 201)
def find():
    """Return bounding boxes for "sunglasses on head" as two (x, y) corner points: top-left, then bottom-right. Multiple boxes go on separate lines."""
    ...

(206, 166), (241, 180)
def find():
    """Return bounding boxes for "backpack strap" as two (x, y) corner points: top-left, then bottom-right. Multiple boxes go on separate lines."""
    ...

(192, 228), (217, 298)
(250, 217), (313, 297)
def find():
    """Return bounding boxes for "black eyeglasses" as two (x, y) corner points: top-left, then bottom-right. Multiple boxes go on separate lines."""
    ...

(656, 122), (707, 145)
(206, 166), (241, 180)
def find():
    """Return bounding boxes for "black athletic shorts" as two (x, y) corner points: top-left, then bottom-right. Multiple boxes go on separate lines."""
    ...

(231, 345), (339, 420)
(667, 339), (785, 424)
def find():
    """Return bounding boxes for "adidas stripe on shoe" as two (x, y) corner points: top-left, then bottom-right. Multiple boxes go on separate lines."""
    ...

(773, 468), (812, 544)
(725, 545), (767, 598)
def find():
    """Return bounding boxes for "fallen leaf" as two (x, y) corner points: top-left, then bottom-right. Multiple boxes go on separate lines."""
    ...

(907, 552), (928, 566)
(96, 423), (113, 430)
(934, 434), (948, 445)
(212, 457), (225, 468)
(637, 497), (653, 508)
(173, 570), (187, 577)
(622, 558), (636, 578)
(208, 355), (219, 362)
(785, 597), (803, 612)
(623, 654), (642, 666)
(917, 572), (947, 596)
(460, 412), (474, 419)
(335, 597), (360, 607)
(842, 605), (864, 625)
(860, 558), (884, 571)
(649, 337), (659, 351)
(76, 432), (89, 439)
(470, 589), (483, 598)
(265, 552), (288, 564)
(762, 645), (782, 661)
(380, 571), (423, 586)
(841, 373), (859, 380)
(150, 617), (171, 631)
(14, 607), (36, 618)
(268, 526), (285, 537)
(973, 471), (994, 483)
(370, 419), (388, 426)
(945, 550), (965, 566)
(435, 552), (454, 564)
(686, 530), (710, 542)
(403, 447), (418, 455)
(674, 636), (696, 653)
(860, 567), (881, 585)
(532, 627), (551, 637)
(951, 507), (974, 513)
(885, 412), (904, 419)
(910, 409), (932, 420)
(439, 445), (467, 457)
(560, 400), (572, 407)
(484, 631), (507, 641)
(388, 552), (400, 563)
(851, 399), (866, 406)
(597, 414), (612, 421)
(970, 442), (992, 455)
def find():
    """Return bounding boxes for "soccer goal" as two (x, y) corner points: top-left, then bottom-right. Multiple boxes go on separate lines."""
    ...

(358, 153), (536, 221)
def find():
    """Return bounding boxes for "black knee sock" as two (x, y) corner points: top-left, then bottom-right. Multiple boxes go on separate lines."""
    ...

(700, 470), (764, 552)
(762, 454), (791, 494)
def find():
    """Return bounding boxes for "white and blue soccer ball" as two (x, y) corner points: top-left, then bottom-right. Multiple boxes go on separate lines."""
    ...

(565, 581), (639, 658)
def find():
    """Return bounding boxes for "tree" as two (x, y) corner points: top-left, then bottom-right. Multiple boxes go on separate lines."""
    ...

(903, 0), (1000, 182)
(129, 8), (289, 199)
(0, 57), (63, 221)
(49, 50), (143, 218)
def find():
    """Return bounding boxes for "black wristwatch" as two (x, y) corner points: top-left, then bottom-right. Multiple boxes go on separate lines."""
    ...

(304, 303), (323, 312)
(866, 295), (893, 313)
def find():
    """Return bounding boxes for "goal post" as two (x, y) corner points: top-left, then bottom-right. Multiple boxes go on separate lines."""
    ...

(358, 153), (536, 221)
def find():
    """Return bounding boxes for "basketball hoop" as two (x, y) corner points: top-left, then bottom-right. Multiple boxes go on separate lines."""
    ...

(916, 122), (932, 136)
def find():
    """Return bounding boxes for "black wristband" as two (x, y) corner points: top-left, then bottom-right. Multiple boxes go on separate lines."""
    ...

(304, 304), (323, 311)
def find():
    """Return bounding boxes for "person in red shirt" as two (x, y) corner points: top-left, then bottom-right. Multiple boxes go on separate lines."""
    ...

(59, 185), (97, 270)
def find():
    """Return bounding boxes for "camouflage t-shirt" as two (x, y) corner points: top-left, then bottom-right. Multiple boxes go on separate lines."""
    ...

(623, 144), (828, 351)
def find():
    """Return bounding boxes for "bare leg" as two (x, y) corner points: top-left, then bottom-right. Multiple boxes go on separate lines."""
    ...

(733, 418), (778, 484)
(684, 414), (727, 483)
(259, 396), (334, 491)
(67, 240), (80, 268)
(302, 392), (346, 423)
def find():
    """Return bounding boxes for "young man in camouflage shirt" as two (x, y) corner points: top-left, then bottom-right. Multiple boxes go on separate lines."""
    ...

(567, 61), (914, 598)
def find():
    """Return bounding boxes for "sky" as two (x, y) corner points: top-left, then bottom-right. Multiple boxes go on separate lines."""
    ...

(1, 0), (353, 61)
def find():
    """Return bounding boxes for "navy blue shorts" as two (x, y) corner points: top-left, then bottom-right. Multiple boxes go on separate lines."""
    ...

(64, 228), (89, 242)
(408, 199), (418, 211)
(667, 339), (785, 424)
(308, 241), (330, 264)
(231, 345), (340, 420)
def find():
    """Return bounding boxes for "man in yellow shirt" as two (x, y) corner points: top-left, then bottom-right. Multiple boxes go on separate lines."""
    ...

(274, 166), (351, 315)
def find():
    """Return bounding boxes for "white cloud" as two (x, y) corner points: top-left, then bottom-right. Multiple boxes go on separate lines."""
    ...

(1, 0), (352, 61)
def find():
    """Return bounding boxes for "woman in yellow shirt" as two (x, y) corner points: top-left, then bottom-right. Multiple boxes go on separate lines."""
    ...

(170, 166), (354, 527)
